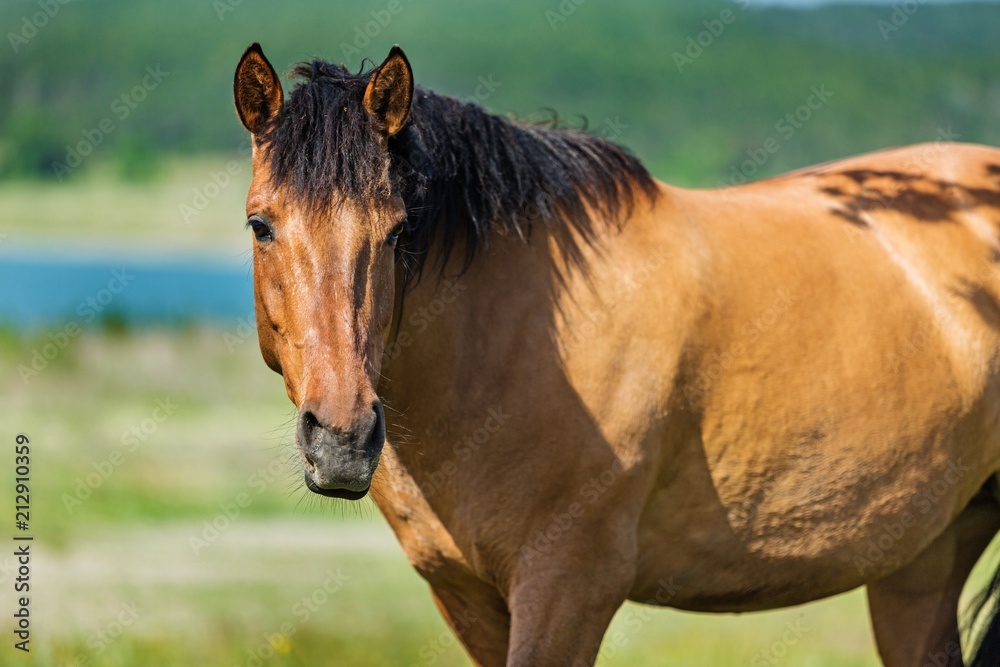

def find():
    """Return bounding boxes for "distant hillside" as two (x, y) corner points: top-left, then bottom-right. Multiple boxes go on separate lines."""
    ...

(2, 0), (999, 186)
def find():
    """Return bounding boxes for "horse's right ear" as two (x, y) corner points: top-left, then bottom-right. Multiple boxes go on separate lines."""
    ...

(363, 45), (413, 137)
(234, 43), (283, 135)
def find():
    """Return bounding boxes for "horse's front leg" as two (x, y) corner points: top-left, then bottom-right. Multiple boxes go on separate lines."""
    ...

(428, 580), (511, 667)
(504, 522), (637, 666)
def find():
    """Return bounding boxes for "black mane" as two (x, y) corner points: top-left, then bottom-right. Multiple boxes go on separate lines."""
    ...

(261, 59), (658, 283)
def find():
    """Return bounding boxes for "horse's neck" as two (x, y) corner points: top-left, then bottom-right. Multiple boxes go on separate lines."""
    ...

(380, 191), (679, 418)
(385, 228), (556, 384)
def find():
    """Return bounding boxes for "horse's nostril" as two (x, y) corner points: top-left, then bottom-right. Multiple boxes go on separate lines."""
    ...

(300, 410), (319, 433)
(368, 400), (386, 453)
(298, 409), (323, 450)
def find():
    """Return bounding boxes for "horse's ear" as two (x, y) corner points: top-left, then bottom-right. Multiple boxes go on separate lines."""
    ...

(363, 45), (413, 137)
(234, 43), (283, 135)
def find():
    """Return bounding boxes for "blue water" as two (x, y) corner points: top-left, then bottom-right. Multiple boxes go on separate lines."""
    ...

(2, 251), (254, 329)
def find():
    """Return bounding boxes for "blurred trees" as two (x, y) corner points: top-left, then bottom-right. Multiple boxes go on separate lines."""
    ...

(1, 0), (998, 186)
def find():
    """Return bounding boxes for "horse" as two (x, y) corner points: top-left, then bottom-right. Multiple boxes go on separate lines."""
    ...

(233, 42), (1000, 666)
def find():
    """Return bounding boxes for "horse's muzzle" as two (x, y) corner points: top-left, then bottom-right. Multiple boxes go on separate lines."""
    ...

(296, 400), (385, 500)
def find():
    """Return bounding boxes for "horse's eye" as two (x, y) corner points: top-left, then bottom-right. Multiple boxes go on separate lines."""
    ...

(246, 215), (274, 243)
(386, 220), (405, 245)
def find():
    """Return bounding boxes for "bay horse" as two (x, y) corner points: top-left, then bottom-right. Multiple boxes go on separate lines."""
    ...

(233, 43), (1000, 666)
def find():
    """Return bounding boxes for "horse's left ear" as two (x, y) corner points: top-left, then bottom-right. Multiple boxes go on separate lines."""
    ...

(234, 43), (283, 135)
(363, 45), (413, 137)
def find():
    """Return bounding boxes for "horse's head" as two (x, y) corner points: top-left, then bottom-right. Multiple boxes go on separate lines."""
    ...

(233, 44), (413, 500)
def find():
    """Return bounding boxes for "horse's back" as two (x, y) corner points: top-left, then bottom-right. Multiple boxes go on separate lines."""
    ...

(684, 141), (1000, 394)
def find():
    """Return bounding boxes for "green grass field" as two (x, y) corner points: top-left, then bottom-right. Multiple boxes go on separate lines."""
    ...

(9, 321), (988, 667)
(0, 157), (251, 255)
